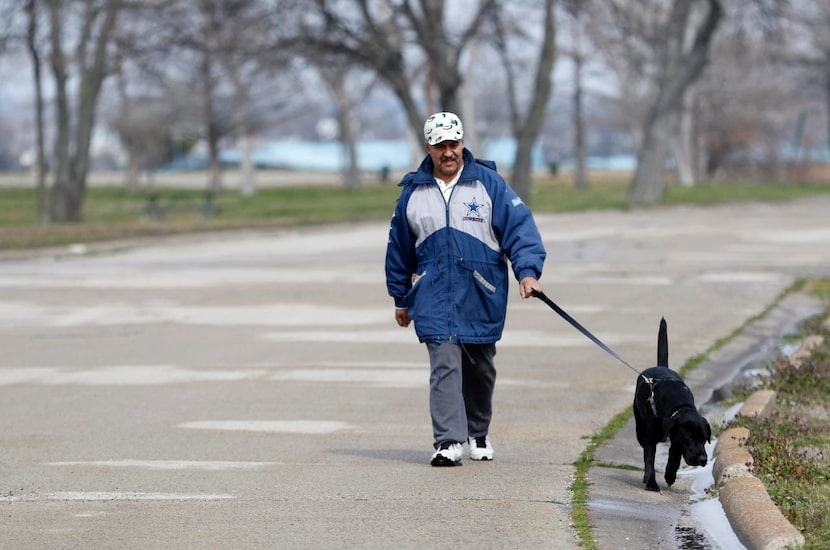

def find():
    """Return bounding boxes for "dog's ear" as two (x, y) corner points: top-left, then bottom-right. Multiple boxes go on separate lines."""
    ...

(701, 416), (712, 443)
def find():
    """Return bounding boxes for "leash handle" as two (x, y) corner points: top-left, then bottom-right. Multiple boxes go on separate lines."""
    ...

(530, 289), (639, 374)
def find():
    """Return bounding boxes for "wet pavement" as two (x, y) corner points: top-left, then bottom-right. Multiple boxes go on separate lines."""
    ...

(1, 196), (829, 549)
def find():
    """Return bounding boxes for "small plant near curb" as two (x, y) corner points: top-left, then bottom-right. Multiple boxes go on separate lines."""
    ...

(725, 293), (830, 548)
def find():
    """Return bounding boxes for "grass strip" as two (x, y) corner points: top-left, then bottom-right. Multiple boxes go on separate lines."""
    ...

(725, 280), (830, 547)
(2, 178), (830, 250)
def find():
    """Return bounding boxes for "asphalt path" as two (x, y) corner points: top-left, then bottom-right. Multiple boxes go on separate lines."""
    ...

(1, 196), (829, 549)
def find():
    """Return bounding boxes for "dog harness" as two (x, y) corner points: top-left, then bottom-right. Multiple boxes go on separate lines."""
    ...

(645, 377), (692, 417)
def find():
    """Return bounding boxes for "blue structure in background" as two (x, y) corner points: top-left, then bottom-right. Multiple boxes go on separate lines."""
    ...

(168, 138), (551, 173)
(557, 155), (637, 171)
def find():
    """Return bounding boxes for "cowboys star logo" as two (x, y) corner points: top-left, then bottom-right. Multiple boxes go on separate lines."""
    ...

(464, 197), (484, 217)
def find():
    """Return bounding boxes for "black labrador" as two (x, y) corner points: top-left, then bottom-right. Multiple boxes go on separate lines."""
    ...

(633, 318), (711, 492)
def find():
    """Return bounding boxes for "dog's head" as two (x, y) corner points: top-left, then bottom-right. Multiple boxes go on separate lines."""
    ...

(665, 407), (711, 467)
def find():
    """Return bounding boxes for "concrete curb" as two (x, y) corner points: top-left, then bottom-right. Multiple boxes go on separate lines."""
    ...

(714, 391), (805, 549)
(788, 335), (824, 368)
(712, 427), (753, 482)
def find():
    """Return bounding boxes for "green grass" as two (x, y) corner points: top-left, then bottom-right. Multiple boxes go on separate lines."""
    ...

(0, 184), (406, 249)
(569, 409), (633, 550)
(663, 181), (830, 206)
(725, 296), (830, 548)
(2, 174), (830, 250)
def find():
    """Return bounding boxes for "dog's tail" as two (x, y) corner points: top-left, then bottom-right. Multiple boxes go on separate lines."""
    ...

(657, 317), (668, 367)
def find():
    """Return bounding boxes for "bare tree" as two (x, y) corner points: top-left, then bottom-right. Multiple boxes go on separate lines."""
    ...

(296, 0), (420, 147)
(136, 0), (291, 196)
(44, 0), (121, 222)
(297, 1), (494, 148)
(773, 2), (830, 165)
(111, 91), (178, 187)
(208, 1), (280, 196)
(562, 0), (588, 189)
(630, 0), (722, 204)
(134, 0), (233, 195)
(680, 0), (814, 183)
(299, 0), (556, 200)
(318, 67), (377, 190)
(26, 0), (48, 222)
(490, 0), (558, 201)
(400, 0), (496, 116)
(587, 0), (723, 205)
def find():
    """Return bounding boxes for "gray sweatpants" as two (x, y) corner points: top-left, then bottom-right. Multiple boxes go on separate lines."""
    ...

(426, 341), (497, 447)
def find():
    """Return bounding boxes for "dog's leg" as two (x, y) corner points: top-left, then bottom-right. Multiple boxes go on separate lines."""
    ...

(665, 443), (682, 487)
(643, 443), (659, 491)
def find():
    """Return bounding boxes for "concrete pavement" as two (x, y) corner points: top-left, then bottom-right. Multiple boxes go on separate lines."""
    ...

(1, 196), (829, 549)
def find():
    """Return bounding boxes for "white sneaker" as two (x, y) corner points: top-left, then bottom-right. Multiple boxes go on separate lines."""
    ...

(431, 442), (463, 467)
(468, 436), (494, 461)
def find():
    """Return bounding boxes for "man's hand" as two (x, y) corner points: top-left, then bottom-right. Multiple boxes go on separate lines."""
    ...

(519, 277), (542, 299)
(395, 307), (411, 327)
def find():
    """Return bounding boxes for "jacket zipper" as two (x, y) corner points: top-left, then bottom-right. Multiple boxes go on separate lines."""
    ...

(445, 182), (455, 343)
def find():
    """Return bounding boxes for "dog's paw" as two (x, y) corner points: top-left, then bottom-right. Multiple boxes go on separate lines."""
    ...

(645, 480), (660, 492)
(665, 470), (677, 486)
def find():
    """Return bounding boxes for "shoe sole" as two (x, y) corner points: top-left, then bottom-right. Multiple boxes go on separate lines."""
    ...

(430, 455), (462, 467)
(470, 455), (492, 461)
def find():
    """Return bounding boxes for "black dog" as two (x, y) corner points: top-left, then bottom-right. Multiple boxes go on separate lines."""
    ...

(633, 318), (711, 492)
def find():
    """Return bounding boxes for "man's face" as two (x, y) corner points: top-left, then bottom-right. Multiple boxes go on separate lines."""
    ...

(426, 140), (464, 179)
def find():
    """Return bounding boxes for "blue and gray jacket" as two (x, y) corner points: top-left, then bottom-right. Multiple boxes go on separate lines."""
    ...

(385, 148), (546, 344)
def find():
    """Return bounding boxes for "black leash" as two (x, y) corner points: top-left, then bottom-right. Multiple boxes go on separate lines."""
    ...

(530, 290), (689, 417)
(530, 289), (641, 376)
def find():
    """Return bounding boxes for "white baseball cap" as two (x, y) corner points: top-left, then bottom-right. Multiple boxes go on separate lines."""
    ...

(424, 112), (464, 145)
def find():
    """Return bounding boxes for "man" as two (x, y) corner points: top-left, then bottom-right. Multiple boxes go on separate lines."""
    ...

(385, 111), (546, 467)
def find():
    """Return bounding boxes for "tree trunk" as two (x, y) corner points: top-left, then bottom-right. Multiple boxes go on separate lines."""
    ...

(628, 0), (722, 206)
(509, 0), (557, 202)
(339, 117), (361, 190)
(573, 51), (588, 190)
(512, 132), (536, 201)
(671, 90), (696, 186)
(333, 73), (361, 190)
(826, 72), (830, 165)
(233, 87), (257, 196)
(629, 116), (670, 204)
(27, 0), (49, 224)
(47, 0), (120, 223)
(47, 1), (71, 222)
(115, 53), (139, 190)
(382, 67), (429, 149)
(202, 53), (222, 195)
(219, 50), (257, 196)
(238, 135), (257, 196)
(460, 39), (481, 148)
(200, 5), (222, 196)
(399, 0), (495, 140)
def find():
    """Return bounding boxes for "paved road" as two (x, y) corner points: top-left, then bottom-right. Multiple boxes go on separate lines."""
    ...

(1, 197), (829, 549)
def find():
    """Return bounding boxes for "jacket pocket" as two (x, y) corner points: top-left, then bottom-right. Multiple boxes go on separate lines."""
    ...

(471, 269), (496, 294)
(405, 263), (437, 316)
(404, 269), (426, 308)
(458, 260), (497, 294)
(455, 259), (507, 339)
